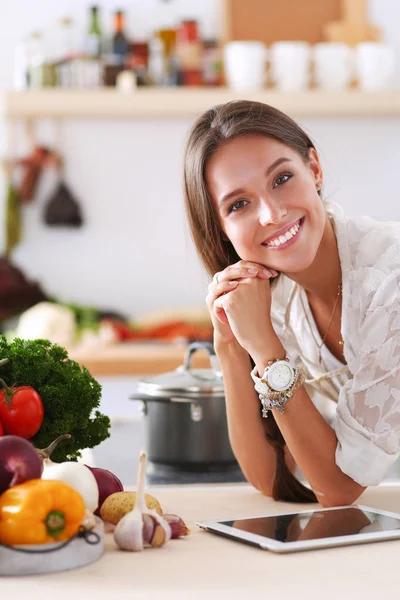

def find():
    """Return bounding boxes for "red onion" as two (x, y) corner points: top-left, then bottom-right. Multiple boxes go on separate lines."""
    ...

(0, 435), (43, 494)
(86, 466), (124, 516)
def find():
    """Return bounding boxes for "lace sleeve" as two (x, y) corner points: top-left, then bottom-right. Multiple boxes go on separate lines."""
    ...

(334, 297), (400, 486)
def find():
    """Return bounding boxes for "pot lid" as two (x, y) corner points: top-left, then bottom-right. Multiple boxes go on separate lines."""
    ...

(136, 342), (224, 398)
(137, 366), (224, 398)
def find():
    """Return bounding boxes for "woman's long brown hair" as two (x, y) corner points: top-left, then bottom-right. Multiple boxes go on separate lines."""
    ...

(183, 100), (318, 503)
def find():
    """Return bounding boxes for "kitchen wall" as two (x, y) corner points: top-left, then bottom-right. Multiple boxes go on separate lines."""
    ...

(0, 0), (400, 319)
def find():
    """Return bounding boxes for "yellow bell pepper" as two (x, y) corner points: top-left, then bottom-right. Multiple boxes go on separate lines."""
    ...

(0, 478), (86, 545)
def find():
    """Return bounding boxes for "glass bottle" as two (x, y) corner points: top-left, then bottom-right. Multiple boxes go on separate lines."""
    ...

(28, 32), (45, 88)
(112, 10), (129, 63)
(158, 28), (178, 86)
(148, 35), (166, 86)
(58, 16), (75, 61)
(86, 5), (102, 58)
(155, 2), (177, 85)
(56, 17), (75, 88)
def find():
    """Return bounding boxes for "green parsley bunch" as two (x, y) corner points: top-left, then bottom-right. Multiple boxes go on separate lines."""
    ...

(0, 336), (110, 461)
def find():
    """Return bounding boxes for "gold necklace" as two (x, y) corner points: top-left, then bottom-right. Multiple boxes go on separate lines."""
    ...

(300, 284), (344, 366)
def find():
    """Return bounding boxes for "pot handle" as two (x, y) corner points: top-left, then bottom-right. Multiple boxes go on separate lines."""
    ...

(129, 394), (203, 422)
(183, 341), (221, 374)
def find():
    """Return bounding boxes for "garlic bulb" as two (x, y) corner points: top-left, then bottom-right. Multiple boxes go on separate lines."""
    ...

(114, 451), (171, 551)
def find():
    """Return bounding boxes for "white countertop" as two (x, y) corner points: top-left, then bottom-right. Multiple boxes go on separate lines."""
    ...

(2, 482), (400, 599)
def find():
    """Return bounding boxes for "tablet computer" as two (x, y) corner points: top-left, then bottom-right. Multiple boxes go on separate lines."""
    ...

(196, 505), (400, 553)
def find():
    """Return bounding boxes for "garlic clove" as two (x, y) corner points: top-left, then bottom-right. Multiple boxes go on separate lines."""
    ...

(151, 524), (167, 548)
(149, 511), (172, 545)
(163, 514), (190, 538)
(146, 508), (172, 543)
(142, 514), (155, 545)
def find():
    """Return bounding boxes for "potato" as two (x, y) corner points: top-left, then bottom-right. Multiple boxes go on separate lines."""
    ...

(100, 491), (163, 525)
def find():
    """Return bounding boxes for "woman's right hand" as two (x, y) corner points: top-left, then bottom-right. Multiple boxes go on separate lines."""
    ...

(206, 261), (278, 347)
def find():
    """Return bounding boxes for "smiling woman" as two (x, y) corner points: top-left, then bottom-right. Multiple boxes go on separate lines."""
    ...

(183, 100), (400, 507)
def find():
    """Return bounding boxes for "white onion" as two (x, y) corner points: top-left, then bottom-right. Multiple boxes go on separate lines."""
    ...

(42, 461), (99, 513)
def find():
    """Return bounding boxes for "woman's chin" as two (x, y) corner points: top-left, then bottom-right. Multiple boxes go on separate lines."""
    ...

(268, 252), (316, 275)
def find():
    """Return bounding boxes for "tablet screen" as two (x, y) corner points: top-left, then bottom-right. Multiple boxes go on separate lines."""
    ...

(220, 507), (400, 543)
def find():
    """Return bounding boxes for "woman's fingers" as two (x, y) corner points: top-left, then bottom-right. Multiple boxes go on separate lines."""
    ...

(215, 305), (229, 324)
(213, 296), (230, 324)
(231, 260), (278, 277)
(213, 265), (278, 286)
(206, 280), (238, 306)
(209, 261), (278, 324)
(206, 280), (239, 324)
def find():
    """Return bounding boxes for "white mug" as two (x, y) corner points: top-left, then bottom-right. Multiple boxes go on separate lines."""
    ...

(355, 42), (396, 91)
(270, 41), (311, 91)
(313, 43), (354, 90)
(223, 41), (267, 91)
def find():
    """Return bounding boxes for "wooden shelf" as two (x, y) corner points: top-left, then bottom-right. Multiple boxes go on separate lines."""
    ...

(2, 88), (400, 119)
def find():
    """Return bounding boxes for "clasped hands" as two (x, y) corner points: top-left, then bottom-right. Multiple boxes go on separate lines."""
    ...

(206, 260), (281, 357)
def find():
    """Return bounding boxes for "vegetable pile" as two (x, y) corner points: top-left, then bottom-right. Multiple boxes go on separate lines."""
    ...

(0, 336), (110, 461)
(0, 434), (190, 551)
(0, 335), (189, 554)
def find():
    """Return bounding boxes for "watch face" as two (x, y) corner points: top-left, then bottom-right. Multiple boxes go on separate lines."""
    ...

(267, 361), (294, 391)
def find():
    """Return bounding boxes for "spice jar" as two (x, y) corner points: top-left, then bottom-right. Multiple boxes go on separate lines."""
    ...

(203, 39), (223, 86)
(175, 19), (203, 86)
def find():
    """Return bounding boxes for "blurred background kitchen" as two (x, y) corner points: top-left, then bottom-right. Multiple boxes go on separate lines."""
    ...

(1, 0), (400, 484)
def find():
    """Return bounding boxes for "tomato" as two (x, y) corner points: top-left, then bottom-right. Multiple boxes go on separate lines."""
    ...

(0, 421), (3, 436)
(0, 386), (44, 439)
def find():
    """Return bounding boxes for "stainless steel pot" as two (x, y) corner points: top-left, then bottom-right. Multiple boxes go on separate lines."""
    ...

(129, 341), (236, 466)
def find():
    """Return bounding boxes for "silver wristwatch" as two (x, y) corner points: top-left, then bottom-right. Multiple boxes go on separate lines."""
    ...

(250, 356), (303, 418)
(251, 357), (296, 392)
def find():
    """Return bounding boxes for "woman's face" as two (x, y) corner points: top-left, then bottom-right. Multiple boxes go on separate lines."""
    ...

(205, 134), (327, 274)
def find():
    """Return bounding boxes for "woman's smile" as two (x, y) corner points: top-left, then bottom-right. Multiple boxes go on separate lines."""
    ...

(262, 217), (304, 250)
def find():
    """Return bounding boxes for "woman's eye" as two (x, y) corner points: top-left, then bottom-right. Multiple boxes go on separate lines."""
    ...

(227, 199), (248, 214)
(273, 172), (293, 189)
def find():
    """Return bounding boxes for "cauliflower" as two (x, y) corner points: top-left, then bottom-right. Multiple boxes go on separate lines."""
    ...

(15, 302), (77, 348)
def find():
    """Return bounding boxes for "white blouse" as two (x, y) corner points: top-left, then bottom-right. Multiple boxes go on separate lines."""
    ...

(271, 204), (400, 487)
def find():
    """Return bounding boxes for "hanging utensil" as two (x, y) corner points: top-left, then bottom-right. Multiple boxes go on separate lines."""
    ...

(43, 151), (84, 228)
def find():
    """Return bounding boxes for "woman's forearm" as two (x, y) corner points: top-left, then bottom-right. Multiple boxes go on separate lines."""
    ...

(272, 387), (366, 507)
(251, 338), (366, 507)
(216, 341), (291, 495)
(216, 333), (366, 506)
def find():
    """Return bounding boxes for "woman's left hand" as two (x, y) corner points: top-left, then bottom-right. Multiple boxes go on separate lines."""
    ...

(214, 275), (278, 357)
